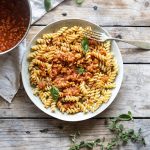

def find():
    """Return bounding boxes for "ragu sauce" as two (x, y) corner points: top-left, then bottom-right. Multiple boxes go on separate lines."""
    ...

(0, 0), (30, 52)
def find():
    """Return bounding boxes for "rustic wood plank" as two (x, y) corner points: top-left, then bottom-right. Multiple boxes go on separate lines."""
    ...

(27, 26), (150, 63)
(34, 0), (150, 26)
(1, 1), (149, 150)
(0, 64), (150, 118)
(0, 118), (148, 150)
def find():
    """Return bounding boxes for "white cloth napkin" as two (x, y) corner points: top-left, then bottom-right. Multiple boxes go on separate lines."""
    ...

(0, 0), (64, 103)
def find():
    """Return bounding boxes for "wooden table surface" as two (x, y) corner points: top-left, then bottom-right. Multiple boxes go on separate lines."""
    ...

(0, 0), (150, 149)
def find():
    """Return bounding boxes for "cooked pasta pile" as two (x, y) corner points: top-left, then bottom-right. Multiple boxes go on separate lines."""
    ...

(28, 26), (118, 114)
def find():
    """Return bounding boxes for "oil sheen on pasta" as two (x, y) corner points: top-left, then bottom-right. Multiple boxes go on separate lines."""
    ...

(28, 26), (118, 114)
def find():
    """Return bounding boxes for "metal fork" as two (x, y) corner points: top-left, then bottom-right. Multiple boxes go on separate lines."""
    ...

(84, 31), (150, 50)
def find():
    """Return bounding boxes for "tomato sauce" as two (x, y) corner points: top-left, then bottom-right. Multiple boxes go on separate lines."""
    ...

(0, 0), (30, 52)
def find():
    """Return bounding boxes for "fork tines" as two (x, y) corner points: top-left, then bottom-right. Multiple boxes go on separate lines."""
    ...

(83, 31), (102, 42)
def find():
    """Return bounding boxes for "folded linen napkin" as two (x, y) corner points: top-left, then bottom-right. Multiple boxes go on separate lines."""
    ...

(0, 0), (64, 103)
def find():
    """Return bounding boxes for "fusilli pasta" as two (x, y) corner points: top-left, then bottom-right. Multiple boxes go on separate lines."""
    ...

(28, 26), (119, 114)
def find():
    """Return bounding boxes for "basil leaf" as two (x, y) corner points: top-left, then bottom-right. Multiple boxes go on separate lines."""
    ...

(50, 86), (59, 101)
(77, 67), (85, 74)
(81, 37), (89, 53)
(76, 0), (85, 4)
(44, 0), (51, 12)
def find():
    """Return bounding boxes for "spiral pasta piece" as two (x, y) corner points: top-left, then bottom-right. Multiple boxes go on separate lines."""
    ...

(80, 82), (88, 95)
(51, 102), (56, 112)
(57, 101), (66, 113)
(66, 107), (80, 114)
(62, 96), (80, 102)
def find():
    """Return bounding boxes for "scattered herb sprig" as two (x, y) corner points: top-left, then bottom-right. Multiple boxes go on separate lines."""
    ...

(70, 131), (80, 143)
(50, 86), (59, 101)
(44, 0), (51, 12)
(69, 139), (101, 150)
(69, 112), (146, 150)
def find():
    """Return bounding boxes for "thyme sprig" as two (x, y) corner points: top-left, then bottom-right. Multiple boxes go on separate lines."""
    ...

(70, 131), (80, 143)
(69, 112), (146, 150)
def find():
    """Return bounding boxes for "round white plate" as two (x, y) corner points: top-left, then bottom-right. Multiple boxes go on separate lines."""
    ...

(22, 19), (123, 122)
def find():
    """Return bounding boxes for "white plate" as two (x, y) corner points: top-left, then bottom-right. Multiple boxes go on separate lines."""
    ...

(22, 19), (123, 122)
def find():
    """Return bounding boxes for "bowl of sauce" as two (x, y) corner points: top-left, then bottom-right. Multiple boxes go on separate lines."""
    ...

(0, 0), (31, 55)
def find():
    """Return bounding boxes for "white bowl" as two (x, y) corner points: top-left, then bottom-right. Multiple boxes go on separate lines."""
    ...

(22, 19), (123, 122)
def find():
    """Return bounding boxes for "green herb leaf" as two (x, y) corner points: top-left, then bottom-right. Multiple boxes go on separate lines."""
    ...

(138, 128), (142, 134)
(50, 86), (59, 101)
(31, 84), (36, 88)
(119, 124), (124, 131)
(128, 111), (132, 116)
(141, 138), (146, 146)
(81, 37), (89, 53)
(77, 67), (85, 74)
(69, 112), (145, 150)
(44, 0), (51, 12)
(70, 131), (80, 143)
(118, 113), (133, 121)
(75, 0), (85, 4)
(95, 138), (101, 143)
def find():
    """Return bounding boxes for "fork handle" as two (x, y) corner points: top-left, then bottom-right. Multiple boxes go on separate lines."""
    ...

(108, 38), (150, 50)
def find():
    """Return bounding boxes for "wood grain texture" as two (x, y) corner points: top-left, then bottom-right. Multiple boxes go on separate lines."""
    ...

(27, 26), (150, 63)
(34, 0), (150, 26)
(0, 1), (150, 149)
(0, 118), (148, 150)
(0, 64), (150, 118)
